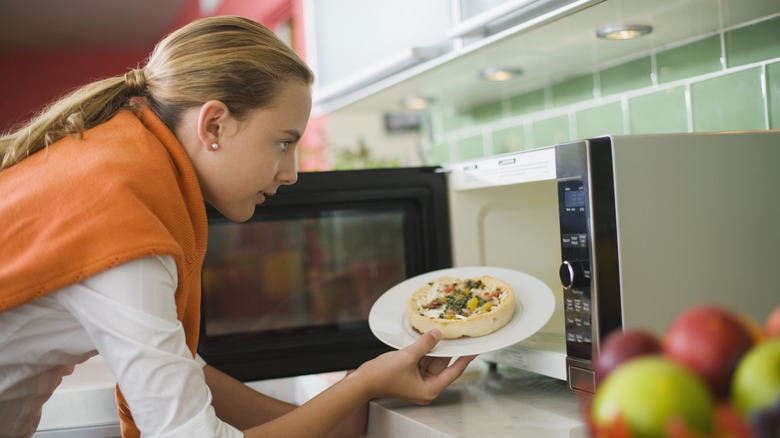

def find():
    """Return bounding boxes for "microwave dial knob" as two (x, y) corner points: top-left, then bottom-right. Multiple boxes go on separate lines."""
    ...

(560, 260), (589, 289)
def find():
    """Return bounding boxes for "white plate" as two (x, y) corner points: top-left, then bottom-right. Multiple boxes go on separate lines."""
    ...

(368, 266), (555, 357)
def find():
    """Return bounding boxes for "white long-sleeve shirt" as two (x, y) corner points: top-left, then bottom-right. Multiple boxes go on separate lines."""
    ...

(0, 256), (242, 438)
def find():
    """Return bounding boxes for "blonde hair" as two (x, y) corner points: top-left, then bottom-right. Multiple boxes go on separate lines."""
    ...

(0, 16), (314, 171)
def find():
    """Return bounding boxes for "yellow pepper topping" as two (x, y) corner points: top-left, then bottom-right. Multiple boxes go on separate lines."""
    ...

(467, 297), (478, 312)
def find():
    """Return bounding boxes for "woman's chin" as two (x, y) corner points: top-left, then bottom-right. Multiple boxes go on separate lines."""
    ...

(213, 203), (256, 223)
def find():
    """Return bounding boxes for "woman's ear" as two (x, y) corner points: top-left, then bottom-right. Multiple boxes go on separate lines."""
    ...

(196, 101), (230, 152)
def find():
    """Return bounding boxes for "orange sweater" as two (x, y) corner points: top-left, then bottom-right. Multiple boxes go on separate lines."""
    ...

(0, 108), (207, 437)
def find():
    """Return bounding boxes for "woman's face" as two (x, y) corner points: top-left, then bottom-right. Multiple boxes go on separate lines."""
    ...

(188, 81), (312, 222)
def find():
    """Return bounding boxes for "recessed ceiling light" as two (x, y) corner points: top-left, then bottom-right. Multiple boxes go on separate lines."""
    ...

(596, 25), (652, 40)
(479, 67), (523, 81)
(402, 96), (431, 109)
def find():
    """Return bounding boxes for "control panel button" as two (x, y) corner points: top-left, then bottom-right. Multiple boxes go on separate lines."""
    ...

(559, 259), (590, 289)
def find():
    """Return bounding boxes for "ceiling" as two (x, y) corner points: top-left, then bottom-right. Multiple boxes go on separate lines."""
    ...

(0, 0), (190, 50)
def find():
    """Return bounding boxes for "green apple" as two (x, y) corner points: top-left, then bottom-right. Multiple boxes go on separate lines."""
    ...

(591, 356), (714, 438)
(731, 339), (780, 415)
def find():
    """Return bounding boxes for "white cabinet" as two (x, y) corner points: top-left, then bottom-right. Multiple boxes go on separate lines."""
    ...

(305, 0), (452, 108)
(305, 0), (603, 113)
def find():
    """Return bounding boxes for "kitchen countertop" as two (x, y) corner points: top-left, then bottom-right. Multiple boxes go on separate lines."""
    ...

(34, 356), (120, 437)
(366, 362), (589, 438)
(36, 358), (587, 437)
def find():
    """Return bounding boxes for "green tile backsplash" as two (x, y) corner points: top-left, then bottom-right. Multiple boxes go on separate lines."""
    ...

(422, 13), (779, 165)
(431, 143), (450, 164)
(691, 67), (766, 132)
(628, 86), (688, 134)
(472, 101), (504, 124)
(769, 61), (780, 129)
(532, 114), (570, 147)
(509, 88), (546, 116)
(725, 15), (780, 68)
(600, 57), (653, 96)
(456, 134), (484, 160)
(576, 102), (625, 139)
(440, 108), (469, 131)
(492, 124), (526, 154)
(656, 35), (722, 84)
(552, 74), (595, 107)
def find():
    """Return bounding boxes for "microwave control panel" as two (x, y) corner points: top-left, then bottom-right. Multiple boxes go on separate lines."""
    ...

(558, 179), (593, 361)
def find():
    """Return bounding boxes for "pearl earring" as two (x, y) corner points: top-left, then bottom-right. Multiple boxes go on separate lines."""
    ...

(210, 143), (219, 150)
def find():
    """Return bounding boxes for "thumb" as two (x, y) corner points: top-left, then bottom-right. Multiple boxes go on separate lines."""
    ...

(404, 330), (442, 357)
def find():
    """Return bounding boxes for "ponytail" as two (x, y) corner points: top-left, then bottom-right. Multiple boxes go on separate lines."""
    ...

(0, 15), (313, 172)
(0, 72), (144, 171)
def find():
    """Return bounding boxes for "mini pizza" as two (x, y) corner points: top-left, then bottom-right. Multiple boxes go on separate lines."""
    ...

(406, 275), (515, 339)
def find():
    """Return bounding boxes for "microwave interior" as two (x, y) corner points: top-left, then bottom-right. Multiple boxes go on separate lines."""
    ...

(198, 167), (452, 381)
(448, 176), (570, 378)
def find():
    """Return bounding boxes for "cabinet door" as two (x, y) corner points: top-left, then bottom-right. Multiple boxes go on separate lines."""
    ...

(306, 0), (451, 100)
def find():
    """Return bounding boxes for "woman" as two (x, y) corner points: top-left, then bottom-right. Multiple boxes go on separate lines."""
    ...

(0, 16), (474, 438)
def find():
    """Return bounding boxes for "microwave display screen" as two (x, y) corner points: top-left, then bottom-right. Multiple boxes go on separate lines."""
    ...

(202, 209), (407, 338)
(564, 188), (585, 208)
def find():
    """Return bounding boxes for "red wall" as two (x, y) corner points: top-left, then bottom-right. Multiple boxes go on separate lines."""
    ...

(0, 48), (152, 132)
(0, 0), (307, 132)
(0, 0), (328, 170)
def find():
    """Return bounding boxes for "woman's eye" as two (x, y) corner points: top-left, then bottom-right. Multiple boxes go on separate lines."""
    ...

(279, 140), (292, 152)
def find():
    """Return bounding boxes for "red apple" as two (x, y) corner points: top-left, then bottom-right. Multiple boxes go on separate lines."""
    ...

(766, 305), (780, 339)
(712, 402), (753, 438)
(591, 356), (714, 438)
(595, 328), (662, 386)
(663, 305), (754, 398)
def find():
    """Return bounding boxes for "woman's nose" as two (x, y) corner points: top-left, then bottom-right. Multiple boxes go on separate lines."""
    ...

(278, 154), (298, 185)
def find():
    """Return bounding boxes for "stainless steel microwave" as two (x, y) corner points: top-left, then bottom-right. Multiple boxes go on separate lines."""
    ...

(198, 131), (780, 393)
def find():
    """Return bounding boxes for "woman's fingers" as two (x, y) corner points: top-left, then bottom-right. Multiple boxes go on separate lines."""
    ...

(402, 330), (442, 359)
(361, 329), (478, 405)
(419, 356), (450, 377)
(433, 355), (476, 383)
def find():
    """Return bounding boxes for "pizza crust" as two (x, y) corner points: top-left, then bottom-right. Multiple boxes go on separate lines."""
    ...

(406, 275), (515, 339)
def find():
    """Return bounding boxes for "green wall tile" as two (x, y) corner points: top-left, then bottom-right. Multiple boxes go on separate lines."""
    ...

(532, 114), (570, 147)
(440, 108), (469, 131)
(509, 88), (546, 116)
(768, 61), (780, 129)
(456, 134), (484, 160)
(657, 35), (722, 84)
(600, 57), (652, 96)
(430, 142), (451, 165)
(552, 74), (595, 107)
(418, 114), (432, 140)
(492, 125), (526, 154)
(725, 15), (780, 68)
(576, 102), (624, 139)
(691, 67), (765, 132)
(628, 86), (688, 134)
(472, 101), (504, 124)
(433, 13), (779, 158)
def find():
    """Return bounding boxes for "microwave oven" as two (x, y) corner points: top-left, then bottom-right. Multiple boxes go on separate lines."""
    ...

(198, 130), (780, 393)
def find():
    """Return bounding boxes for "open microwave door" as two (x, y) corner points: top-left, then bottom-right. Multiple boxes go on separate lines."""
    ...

(198, 167), (452, 381)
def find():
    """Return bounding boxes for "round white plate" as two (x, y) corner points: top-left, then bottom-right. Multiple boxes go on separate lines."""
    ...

(368, 266), (555, 357)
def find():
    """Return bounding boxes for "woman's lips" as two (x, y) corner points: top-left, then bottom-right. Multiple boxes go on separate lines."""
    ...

(256, 191), (275, 205)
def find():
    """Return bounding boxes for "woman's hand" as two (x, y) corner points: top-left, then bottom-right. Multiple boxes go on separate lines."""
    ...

(352, 329), (477, 405)
(241, 330), (475, 438)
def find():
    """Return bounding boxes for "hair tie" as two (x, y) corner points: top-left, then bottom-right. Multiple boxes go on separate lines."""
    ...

(124, 68), (147, 94)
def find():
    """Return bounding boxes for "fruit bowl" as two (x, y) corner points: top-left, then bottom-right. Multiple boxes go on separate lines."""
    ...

(585, 304), (780, 438)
